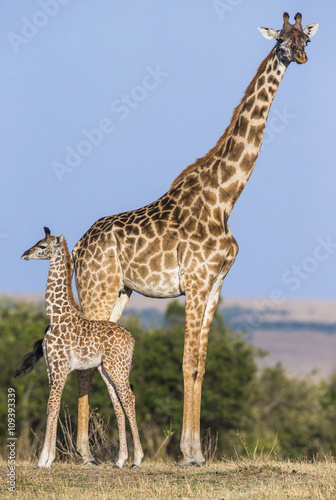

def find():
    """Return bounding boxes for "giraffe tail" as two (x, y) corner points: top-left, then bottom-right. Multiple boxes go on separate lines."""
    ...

(13, 329), (47, 377)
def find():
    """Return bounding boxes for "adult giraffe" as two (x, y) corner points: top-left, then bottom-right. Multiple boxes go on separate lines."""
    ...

(71, 13), (318, 466)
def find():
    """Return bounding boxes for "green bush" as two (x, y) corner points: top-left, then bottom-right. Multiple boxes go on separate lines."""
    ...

(1, 297), (336, 461)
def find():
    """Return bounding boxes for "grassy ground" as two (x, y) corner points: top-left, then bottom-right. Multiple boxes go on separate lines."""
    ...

(1, 457), (335, 499)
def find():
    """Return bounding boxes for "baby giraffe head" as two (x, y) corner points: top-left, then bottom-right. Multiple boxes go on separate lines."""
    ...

(258, 12), (318, 66)
(21, 227), (63, 261)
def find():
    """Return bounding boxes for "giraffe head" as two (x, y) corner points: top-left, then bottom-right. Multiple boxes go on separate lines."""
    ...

(258, 12), (318, 66)
(21, 227), (63, 261)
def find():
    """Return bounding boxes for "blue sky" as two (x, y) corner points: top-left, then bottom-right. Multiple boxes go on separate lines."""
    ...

(1, 1), (335, 301)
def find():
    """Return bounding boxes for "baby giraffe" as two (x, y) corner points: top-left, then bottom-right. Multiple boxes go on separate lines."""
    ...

(19, 227), (143, 469)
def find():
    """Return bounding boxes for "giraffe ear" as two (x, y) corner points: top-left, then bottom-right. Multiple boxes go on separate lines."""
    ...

(303, 23), (318, 39)
(55, 235), (63, 246)
(258, 27), (281, 40)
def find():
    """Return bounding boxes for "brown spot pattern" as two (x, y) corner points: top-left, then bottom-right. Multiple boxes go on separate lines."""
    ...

(20, 232), (144, 469)
(69, 44), (288, 466)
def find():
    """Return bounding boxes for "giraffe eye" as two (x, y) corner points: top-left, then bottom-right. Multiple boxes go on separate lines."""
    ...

(39, 244), (47, 249)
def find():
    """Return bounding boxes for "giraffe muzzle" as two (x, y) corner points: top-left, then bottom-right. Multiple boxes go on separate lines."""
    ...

(294, 50), (307, 64)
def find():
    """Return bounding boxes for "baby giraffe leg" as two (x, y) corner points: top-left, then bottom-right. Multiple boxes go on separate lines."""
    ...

(38, 370), (68, 468)
(116, 381), (144, 468)
(98, 365), (128, 468)
(104, 360), (143, 468)
(76, 368), (97, 465)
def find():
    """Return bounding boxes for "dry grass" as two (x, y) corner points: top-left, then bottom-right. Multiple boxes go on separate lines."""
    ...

(1, 457), (335, 499)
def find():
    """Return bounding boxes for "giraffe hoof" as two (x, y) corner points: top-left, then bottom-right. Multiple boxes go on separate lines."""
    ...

(85, 460), (99, 466)
(130, 463), (141, 469)
(180, 461), (199, 467)
(197, 461), (207, 467)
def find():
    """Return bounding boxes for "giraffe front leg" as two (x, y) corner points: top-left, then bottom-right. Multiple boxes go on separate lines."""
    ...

(76, 368), (97, 465)
(38, 372), (68, 468)
(180, 367), (197, 465)
(191, 245), (238, 465)
(191, 281), (224, 465)
(180, 287), (208, 466)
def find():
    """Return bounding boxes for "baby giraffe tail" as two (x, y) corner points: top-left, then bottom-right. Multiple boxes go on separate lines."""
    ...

(13, 328), (47, 377)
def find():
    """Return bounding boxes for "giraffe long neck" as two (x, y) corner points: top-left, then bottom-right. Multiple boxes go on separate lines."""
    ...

(45, 239), (78, 326)
(170, 47), (287, 214)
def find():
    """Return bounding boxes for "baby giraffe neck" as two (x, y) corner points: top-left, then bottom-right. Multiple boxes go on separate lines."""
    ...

(45, 239), (78, 326)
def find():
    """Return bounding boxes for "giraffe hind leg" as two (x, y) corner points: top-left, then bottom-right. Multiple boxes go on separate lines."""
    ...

(99, 362), (143, 468)
(98, 365), (128, 468)
(114, 379), (143, 468)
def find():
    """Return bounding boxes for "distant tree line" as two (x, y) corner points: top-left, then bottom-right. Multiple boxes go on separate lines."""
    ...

(1, 298), (336, 462)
